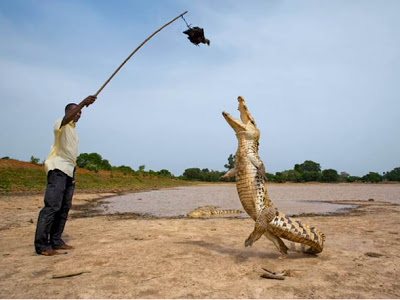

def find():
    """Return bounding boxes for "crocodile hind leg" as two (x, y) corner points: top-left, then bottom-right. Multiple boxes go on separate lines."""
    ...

(245, 209), (289, 259)
(244, 222), (265, 247)
(264, 230), (288, 259)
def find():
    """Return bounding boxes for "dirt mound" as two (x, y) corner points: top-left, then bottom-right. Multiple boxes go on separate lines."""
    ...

(0, 159), (43, 170)
(0, 159), (107, 175)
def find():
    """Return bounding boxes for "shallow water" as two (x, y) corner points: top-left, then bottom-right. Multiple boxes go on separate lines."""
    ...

(100, 183), (400, 217)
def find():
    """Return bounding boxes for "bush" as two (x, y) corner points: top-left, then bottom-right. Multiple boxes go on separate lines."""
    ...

(294, 160), (321, 173)
(114, 165), (135, 175)
(182, 167), (225, 182)
(30, 156), (40, 165)
(362, 172), (382, 183)
(77, 153), (111, 171)
(274, 172), (285, 183)
(321, 169), (339, 182)
(346, 176), (361, 183)
(384, 167), (400, 181)
(284, 170), (302, 182)
(86, 163), (99, 173)
(183, 168), (202, 180)
(158, 169), (173, 177)
(302, 171), (321, 182)
(265, 173), (276, 182)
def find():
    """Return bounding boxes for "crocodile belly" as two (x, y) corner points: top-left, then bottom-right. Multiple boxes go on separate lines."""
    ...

(235, 165), (262, 220)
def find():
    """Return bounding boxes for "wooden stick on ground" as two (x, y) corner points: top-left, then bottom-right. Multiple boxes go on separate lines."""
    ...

(51, 271), (92, 279)
(260, 268), (288, 280)
(94, 11), (188, 97)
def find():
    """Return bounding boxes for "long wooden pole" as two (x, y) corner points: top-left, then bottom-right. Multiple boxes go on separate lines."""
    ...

(94, 11), (188, 97)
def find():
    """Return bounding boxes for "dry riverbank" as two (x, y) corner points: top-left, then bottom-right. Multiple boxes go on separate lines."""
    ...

(0, 187), (399, 298)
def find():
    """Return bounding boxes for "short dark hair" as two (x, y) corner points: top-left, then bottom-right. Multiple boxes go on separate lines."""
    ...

(65, 103), (77, 113)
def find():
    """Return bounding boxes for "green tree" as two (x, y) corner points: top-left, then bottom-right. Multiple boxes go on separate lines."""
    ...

(346, 176), (361, 183)
(321, 169), (339, 182)
(282, 170), (301, 182)
(294, 160), (321, 182)
(157, 169), (172, 177)
(339, 171), (350, 182)
(362, 172), (382, 183)
(384, 167), (400, 181)
(86, 163), (99, 173)
(76, 152), (111, 171)
(101, 159), (112, 171)
(183, 168), (202, 180)
(30, 156), (40, 165)
(294, 160), (321, 173)
(147, 169), (157, 176)
(222, 154), (236, 182)
(182, 168), (225, 182)
(224, 154), (235, 170)
(302, 171), (321, 182)
(265, 173), (276, 182)
(114, 165), (135, 175)
(274, 172), (285, 183)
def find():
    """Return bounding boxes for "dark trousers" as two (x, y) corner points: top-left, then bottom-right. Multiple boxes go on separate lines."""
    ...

(34, 169), (75, 253)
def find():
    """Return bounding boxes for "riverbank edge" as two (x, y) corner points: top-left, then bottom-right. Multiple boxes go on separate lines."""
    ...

(66, 183), (399, 220)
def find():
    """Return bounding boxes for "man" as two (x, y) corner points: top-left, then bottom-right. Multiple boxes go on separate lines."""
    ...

(34, 95), (96, 256)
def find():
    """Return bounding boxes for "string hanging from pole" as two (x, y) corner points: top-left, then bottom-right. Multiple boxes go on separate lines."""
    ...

(181, 15), (192, 29)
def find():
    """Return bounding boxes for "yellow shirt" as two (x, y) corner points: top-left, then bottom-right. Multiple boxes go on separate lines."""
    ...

(44, 118), (78, 177)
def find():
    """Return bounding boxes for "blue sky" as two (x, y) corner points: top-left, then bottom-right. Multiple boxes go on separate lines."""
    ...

(1, 0), (399, 176)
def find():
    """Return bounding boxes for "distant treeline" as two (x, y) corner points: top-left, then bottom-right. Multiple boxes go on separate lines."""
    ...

(267, 160), (400, 183)
(74, 153), (174, 178)
(18, 153), (400, 183)
(182, 155), (400, 183)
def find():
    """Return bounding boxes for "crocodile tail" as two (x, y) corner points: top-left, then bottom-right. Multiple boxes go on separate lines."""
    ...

(213, 209), (244, 215)
(269, 211), (325, 254)
(287, 240), (325, 254)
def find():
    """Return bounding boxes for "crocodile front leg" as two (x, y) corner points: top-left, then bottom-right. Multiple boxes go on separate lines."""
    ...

(220, 168), (236, 180)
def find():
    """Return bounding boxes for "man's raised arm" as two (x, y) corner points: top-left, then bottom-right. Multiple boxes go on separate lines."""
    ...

(60, 95), (97, 128)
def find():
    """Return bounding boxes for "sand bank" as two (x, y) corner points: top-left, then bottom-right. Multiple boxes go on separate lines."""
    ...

(0, 184), (399, 298)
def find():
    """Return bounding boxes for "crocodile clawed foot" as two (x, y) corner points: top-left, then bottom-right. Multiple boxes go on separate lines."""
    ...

(278, 247), (288, 259)
(278, 252), (287, 260)
(245, 231), (263, 247)
(245, 225), (264, 247)
(244, 236), (253, 247)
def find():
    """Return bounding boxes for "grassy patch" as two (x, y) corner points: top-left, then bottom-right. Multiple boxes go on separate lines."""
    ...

(0, 159), (192, 195)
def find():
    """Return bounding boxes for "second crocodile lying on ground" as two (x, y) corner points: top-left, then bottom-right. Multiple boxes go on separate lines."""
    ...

(221, 96), (325, 258)
(187, 206), (244, 218)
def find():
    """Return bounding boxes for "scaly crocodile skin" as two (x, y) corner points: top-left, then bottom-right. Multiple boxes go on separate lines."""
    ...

(187, 206), (244, 218)
(222, 96), (325, 258)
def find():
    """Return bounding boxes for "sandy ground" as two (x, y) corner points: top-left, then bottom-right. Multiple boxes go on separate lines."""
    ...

(0, 190), (399, 299)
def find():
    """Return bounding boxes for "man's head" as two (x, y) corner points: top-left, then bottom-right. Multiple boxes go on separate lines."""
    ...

(65, 103), (81, 123)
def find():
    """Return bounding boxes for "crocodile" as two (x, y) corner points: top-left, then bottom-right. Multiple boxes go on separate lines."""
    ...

(187, 206), (244, 218)
(221, 96), (325, 258)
